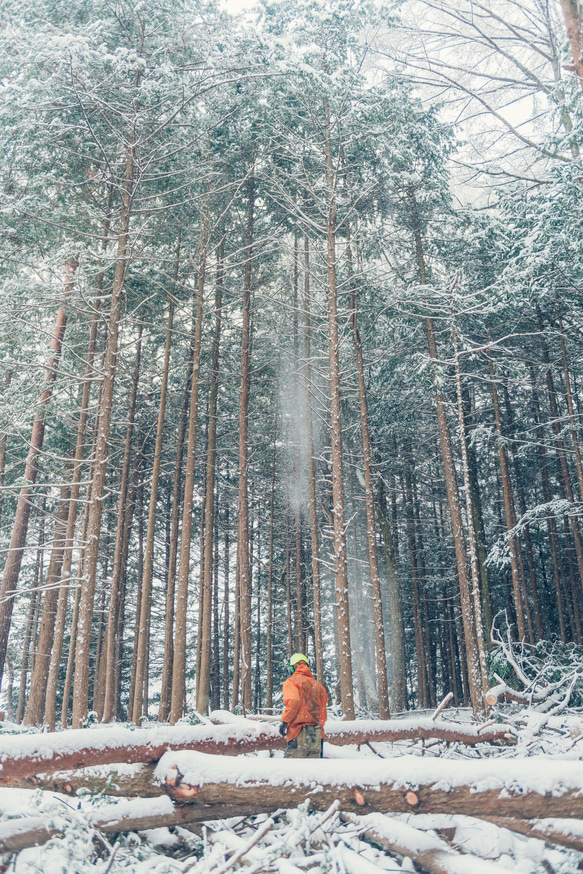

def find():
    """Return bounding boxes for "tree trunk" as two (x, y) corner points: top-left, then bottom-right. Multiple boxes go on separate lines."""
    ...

(196, 245), (224, 716)
(72, 138), (135, 728)
(323, 98), (354, 720)
(302, 233), (325, 684)
(375, 478), (407, 712)
(537, 304), (583, 595)
(236, 174), (255, 712)
(23, 482), (71, 725)
(529, 366), (567, 641)
(132, 257), (180, 724)
(265, 432), (277, 711)
(169, 217), (208, 724)
(100, 330), (142, 722)
(0, 260), (75, 688)
(222, 504), (230, 712)
(158, 354), (191, 721)
(403, 464), (429, 709)
(451, 309), (488, 688)
(346, 218), (390, 719)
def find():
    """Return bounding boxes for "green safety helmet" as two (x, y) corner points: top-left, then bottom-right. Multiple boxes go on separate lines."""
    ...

(289, 653), (310, 673)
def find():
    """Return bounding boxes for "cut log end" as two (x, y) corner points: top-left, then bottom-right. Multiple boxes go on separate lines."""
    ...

(405, 790), (419, 807)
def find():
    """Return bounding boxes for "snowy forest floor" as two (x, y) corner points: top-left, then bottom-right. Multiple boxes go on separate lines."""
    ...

(2, 702), (583, 874)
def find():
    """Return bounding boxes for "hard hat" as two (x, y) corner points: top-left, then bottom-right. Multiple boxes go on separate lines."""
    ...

(289, 652), (309, 668)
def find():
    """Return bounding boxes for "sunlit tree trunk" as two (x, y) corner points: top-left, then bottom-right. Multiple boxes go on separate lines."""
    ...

(265, 432), (277, 711)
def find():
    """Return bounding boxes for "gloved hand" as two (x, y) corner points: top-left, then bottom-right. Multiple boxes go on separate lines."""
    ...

(279, 721), (287, 737)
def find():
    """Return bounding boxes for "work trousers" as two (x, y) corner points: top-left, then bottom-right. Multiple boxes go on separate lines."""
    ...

(285, 724), (323, 758)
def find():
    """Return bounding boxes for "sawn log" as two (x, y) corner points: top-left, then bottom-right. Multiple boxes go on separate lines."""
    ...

(158, 750), (583, 821)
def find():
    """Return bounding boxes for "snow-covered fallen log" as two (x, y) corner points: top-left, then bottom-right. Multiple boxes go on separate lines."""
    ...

(158, 750), (583, 820)
(0, 815), (58, 853)
(210, 710), (514, 747)
(0, 717), (514, 784)
(0, 722), (280, 783)
(341, 811), (515, 874)
(4, 762), (162, 797)
(482, 815), (583, 853)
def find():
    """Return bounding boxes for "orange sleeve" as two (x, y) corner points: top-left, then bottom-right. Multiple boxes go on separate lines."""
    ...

(281, 678), (300, 725)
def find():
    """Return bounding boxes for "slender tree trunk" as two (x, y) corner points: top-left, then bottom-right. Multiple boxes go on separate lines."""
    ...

(132, 239), (180, 724)
(158, 358), (191, 721)
(169, 218), (208, 724)
(237, 175), (255, 712)
(488, 348), (526, 640)
(375, 477), (407, 712)
(196, 246), (224, 716)
(346, 219), (390, 719)
(530, 366), (567, 641)
(72, 137), (136, 728)
(501, 382), (544, 640)
(302, 234), (325, 684)
(222, 505), (230, 712)
(537, 305), (583, 594)
(403, 465), (429, 709)
(556, 298), (583, 500)
(23, 481), (71, 725)
(265, 432), (277, 711)
(451, 304), (488, 689)
(323, 99), (354, 719)
(0, 368), (14, 527)
(101, 330), (142, 722)
(408, 187), (483, 715)
(16, 580), (41, 723)
(0, 261), (76, 688)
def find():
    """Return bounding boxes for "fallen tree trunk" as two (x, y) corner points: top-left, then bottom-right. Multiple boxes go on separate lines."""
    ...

(4, 763), (161, 797)
(341, 812), (515, 874)
(0, 816), (58, 854)
(0, 718), (513, 784)
(158, 750), (583, 820)
(481, 815), (583, 854)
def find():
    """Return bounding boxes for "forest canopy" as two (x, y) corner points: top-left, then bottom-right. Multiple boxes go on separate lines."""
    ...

(0, 0), (582, 730)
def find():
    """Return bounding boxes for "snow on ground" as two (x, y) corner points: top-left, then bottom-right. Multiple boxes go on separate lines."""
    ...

(2, 706), (583, 872)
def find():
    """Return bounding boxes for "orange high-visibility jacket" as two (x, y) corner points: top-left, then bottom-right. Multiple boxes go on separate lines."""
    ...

(281, 662), (327, 742)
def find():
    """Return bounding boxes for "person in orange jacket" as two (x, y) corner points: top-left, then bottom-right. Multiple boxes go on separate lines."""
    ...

(279, 653), (327, 758)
